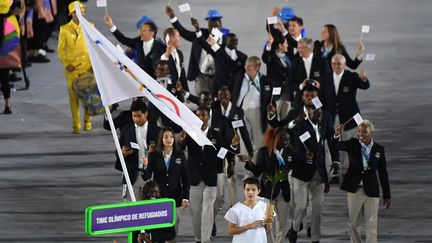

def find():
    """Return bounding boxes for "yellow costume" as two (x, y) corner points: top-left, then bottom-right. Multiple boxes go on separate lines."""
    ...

(57, 2), (92, 133)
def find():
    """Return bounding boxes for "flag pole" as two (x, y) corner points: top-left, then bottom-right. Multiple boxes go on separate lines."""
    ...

(104, 105), (137, 202)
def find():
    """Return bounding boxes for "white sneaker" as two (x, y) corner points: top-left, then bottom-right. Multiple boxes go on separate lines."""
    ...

(121, 184), (127, 199)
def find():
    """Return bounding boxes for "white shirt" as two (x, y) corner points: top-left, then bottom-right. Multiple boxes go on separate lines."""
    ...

(142, 38), (154, 56)
(224, 201), (268, 243)
(199, 49), (215, 75)
(225, 47), (238, 61)
(135, 122), (148, 165)
(221, 102), (233, 117)
(275, 50), (287, 68)
(201, 125), (210, 150)
(333, 70), (344, 94)
(287, 106), (309, 129)
(292, 34), (302, 55)
(308, 119), (320, 142)
(160, 48), (181, 76)
(303, 53), (313, 79)
(237, 73), (261, 109)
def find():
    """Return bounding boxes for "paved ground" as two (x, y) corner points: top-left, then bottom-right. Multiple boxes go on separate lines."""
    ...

(1, 0), (432, 242)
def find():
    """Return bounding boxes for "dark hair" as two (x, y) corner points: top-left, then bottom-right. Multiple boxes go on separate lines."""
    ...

(156, 127), (180, 153)
(196, 105), (210, 114)
(218, 85), (231, 94)
(301, 83), (319, 94)
(271, 32), (286, 51)
(140, 180), (160, 200)
(243, 177), (261, 189)
(199, 90), (211, 98)
(156, 60), (169, 67)
(143, 22), (158, 37)
(324, 24), (344, 53)
(289, 16), (303, 26)
(163, 27), (177, 40)
(130, 99), (148, 113)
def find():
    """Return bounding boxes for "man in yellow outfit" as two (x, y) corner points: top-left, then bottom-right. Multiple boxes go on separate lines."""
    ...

(57, 1), (92, 134)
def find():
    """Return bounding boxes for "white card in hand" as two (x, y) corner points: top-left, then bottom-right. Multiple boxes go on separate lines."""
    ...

(299, 131), (311, 143)
(178, 3), (191, 12)
(361, 25), (370, 33)
(365, 53), (376, 61)
(267, 16), (278, 25)
(311, 97), (322, 109)
(272, 87), (282, 95)
(211, 28), (223, 39)
(353, 113), (364, 125)
(96, 0), (107, 7)
(217, 147), (228, 159)
(130, 142), (140, 150)
(232, 120), (244, 129)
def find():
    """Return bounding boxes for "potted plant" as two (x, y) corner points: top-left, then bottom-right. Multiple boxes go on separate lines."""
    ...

(263, 167), (289, 224)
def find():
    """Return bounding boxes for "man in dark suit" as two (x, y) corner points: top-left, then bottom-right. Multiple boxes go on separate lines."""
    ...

(269, 8), (304, 59)
(291, 38), (329, 109)
(211, 86), (254, 207)
(287, 106), (340, 243)
(178, 106), (237, 243)
(166, 6), (225, 95)
(103, 15), (165, 79)
(267, 80), (320, 130)
(160, 28), (189, 93)
(335, 120), (391, 243)
(191, 17), (247, 97)
(319, 54), (370, 183)
(115, 99), (161, 200)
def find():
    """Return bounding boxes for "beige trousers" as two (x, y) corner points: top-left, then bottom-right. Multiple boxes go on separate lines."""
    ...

(347, 188), (379, 243)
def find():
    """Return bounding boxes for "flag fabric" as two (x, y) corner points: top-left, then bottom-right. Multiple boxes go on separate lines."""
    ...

(76, 7), (212, 146)
(0, 15), (21, 68)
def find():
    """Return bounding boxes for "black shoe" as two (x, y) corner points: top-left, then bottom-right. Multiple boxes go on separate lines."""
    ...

(211, 222), (217, 237)
(3, 107), (12, 114)
(286, 223), (302, 238)
(312, 241), (319, 243)
(28, 54), (50, 63)
(43, 45), (55, 53)
(329, 176), (339, 184)
(307, 227), (311, 238)
(9, 72), (22, 82)
(287, 227), (297, 243)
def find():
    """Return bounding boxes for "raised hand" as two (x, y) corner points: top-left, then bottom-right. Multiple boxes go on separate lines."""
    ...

(267, 103), (276, 116)
(356, 41), (365, 59)
(231, 133), (240, 146)
(359, 70), (367, 81)
(103, 15), (114, 28)
(166, 6), (175, 18)
(191, 17), (200, 31)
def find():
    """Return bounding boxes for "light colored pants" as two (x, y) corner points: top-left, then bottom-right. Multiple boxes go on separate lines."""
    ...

(347, 188), (379, 243)
(168, 209), (181, 243)
(214, 172), (226, 217)
(276, 93), (291, 120)
(244, 107), (264, 149)
(292, 171), (324, 242)
(189, 182), (217, 243)
(194, 73), (214, 96)
(335, 115), (357, 175)
(64, 71), (92, 131)
(267, 193), (290, 243)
